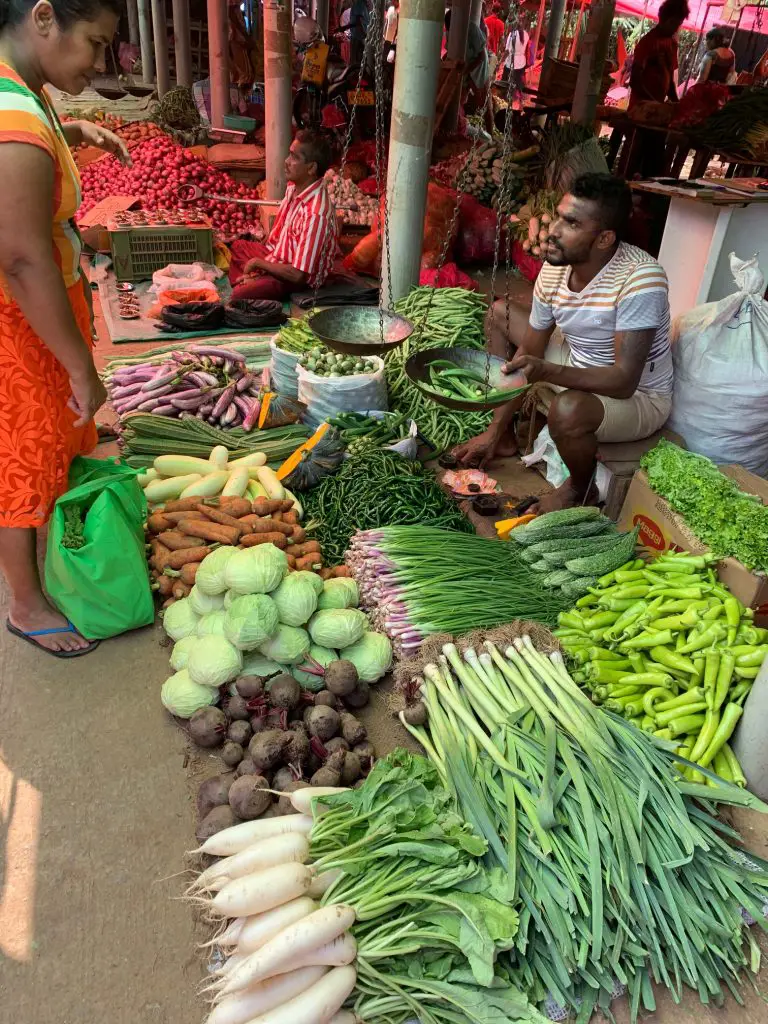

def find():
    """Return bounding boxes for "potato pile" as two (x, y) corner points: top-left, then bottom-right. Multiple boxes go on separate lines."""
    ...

(193, 662), (376, 842)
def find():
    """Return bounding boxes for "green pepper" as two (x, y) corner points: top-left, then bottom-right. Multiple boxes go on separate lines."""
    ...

(598, 598), (642, 612)
(647, 614), (690, 633)
(666, 713), (707, 739)
(701, 603), (724, 623)
(575, 593), (599, 609)
(603, 600), (647, 641)
(653, 727), (673, 740)
(689, 708), (720, 762)
(734, 646), (768, 667)
(558, 612), (586, 631)
(587, 664), (633, 684)
(703, 651), (720, 710)
(627, 651), (645, 673)
(612, 570), (648, 585)
(642, 687), (675, 716)
(609, 585), (651, 601)
(697, 703), (744, 769)
(619, 629), (675, 650)
(584, 611), (620, 630)
(614, 671), (674, 688)
(655, 701), (708, 727)
(655, 687), (704, 713)
(678, 622), (727, 654)
(640, 715), (656, 732)
(734, 666), (760, 680)
(648, 586), (706, 600)
(588, 647), (629, 662)
(712, 651), (735, 711)
(648, 645), (698, 676)
(722, 743), (747, 787)
(730, 681), (752, 705)
(596, 560), (638, 588)
(722, 596), (742, 645)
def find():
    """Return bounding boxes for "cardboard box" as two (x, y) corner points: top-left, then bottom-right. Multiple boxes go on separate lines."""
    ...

(617, 467), (768, 617)
(78, 195), (139, 252)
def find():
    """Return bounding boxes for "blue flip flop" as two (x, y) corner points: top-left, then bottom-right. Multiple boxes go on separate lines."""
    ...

(6, 618), (101, 658)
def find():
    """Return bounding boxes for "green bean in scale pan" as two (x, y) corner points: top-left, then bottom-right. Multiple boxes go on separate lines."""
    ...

(405, 346), (529, 411)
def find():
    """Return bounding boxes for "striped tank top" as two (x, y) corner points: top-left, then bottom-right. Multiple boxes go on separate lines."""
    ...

(530, 242), (673, 396)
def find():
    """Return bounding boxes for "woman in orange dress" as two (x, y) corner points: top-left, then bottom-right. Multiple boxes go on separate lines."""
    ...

(0, 0), (129, 656)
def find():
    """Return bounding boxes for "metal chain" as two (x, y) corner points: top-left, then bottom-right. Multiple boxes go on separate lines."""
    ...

(372, 0), (390, 341)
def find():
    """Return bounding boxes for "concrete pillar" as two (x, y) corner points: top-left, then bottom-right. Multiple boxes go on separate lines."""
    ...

(173, 0), (193, 87)
(127, 0), (140, 46)
(264, 0), (293, 199)
(137, 0), (155, 84)
(444, 0), (472, 134)
(543, 0), (567, 61)
(531, 0), (546, 64)
(208, 0), (230, 127)
(571, 0), (615, 125)
(381, 0), (444, 308)
(151, 0), (171, 96)
(314, 0), (329, 36)
(470, 0), (482, 25)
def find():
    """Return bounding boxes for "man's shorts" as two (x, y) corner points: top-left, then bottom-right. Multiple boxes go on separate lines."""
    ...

(537, 330), (672, 444)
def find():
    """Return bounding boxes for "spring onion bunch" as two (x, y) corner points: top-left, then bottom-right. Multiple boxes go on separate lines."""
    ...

(346, 526), (569, 653)
(400, 636), (768, 1022)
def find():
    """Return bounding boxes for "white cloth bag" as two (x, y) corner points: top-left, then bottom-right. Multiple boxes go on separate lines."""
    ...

(668, 252), (768, 477)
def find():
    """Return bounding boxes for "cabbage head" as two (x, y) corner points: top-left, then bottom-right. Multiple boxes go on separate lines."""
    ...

(309, 608), (367, 649)
(188, 635), (242, 687)
(189, 585), (226, 616)
(259, 624), (311, 665)
(272, 574), (318, 627)
(195, 546), (236, 595)
(294, 570), (324, 596)
(225, 544), (288, 595)
(225, 594), (280, 651)
(161, 669), (218, 718)
(170, 635), (199, 672)
(163, 597), (199, 641)
(240, 651), (286, 679)
(223, 590), (237, 609)
(342, 630), (393, 682)
(292, 644), (337, 691)
(196, 609), (228, 637)
(317, 577), (359, 610)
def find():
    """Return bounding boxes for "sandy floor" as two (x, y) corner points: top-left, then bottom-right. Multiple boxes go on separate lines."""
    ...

(2, 288), (768, 1024)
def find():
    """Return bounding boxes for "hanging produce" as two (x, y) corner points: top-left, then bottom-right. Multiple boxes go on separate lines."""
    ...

(324, 168), (377, 226)
(347, 526), (569, 653)
(641, 440), (768, 571)
(555, 550), (763, 783)
(303, 449), (472, 566)
(397, 632), (768, 1022)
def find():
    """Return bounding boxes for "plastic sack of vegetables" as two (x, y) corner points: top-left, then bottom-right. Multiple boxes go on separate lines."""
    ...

(296, 356), (388, 430)
(269, 336), (301, 398)
(45, 456), (154, 639)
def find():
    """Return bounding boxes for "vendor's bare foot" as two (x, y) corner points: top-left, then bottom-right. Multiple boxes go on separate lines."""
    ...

(453, 429), (518, 469)
(531, 480), (598, 515)
(9, 600), (91, 653)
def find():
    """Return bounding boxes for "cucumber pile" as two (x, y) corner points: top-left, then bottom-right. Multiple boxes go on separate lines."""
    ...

(298, 347), (379, 377)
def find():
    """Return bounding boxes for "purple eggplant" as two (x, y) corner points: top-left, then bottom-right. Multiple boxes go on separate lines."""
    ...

(212, 383), (236, 420)
(110, 381), (144, 399)
(186, 371), (218, 388)
(220, 402), (238, 427)
(242, 398), (261, 432)
(170, 393), (209, 411)
(117, 391), (158, 414)
(153, 403), (176, 416)
(141, 370), (181, 393)
(189, 345), (244, 361)
(235, 373), (254, 393)
(233, 396), (252, 419)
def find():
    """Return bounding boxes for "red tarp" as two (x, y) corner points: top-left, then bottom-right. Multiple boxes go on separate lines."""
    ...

(615, 0), (768, 33)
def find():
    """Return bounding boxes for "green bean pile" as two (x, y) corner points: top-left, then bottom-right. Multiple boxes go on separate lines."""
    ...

(388, 287), (493, 450)
(303, 449), (472, 564)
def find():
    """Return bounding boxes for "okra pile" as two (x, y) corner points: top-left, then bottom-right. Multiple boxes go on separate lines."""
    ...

(556, 550), (764, 785)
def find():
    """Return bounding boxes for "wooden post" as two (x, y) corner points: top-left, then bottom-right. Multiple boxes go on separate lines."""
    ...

(137, 0), (155, 84)
(207, 0), (230, 127)
(264, 0), (293, 199)
(173, 0), (193, 87)
(151, 0), (171, 95)
(127, 0), (140, 46)
(571, 0), (615, 125)
(544, 0), (567, 61)
(444, 0), (472, 133)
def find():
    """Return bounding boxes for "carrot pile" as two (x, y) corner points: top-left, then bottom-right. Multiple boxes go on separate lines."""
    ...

(147, 496), (349, 606)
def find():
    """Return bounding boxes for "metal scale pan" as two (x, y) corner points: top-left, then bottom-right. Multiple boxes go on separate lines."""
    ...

(405, 346), (528, 412)
(307, 306), (414, 356)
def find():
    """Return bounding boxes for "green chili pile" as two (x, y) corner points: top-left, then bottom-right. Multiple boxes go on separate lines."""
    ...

(303, 451), (471, 565)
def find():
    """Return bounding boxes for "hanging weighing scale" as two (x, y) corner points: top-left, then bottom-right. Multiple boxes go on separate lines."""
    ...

(308, 306), (413, 356)
(175, 183), (360, 211)
(405, 347), (527, 413)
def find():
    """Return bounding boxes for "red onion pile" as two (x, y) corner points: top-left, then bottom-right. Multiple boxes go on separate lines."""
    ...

(78, 135), (262, 239)
(107, 345), (263, 429)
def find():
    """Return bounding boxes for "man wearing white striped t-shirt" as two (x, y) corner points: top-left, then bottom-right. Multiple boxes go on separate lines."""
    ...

(455, 173), (673, 514)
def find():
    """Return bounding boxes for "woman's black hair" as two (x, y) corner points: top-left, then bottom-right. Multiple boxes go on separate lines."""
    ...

(0, 0), (123, 31)
(706, 27), (728, 47)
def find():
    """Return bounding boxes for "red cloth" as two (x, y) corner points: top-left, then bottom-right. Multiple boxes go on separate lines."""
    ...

(229, 240), (293, 302)
(629, 28), (679, 106)
(266, 179), (338, 288)
(484, 15), (505, 57)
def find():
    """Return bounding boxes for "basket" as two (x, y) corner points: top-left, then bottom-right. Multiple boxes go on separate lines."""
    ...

(109, 223), (215, 282)
(223, 113), (257, 133)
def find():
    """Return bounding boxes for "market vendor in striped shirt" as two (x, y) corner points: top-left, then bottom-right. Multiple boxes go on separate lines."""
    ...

(454, 173), (673, 513)
(230, 129), (338, 301)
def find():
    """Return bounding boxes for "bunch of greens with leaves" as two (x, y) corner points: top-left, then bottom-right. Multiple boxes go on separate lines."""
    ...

(400, 637), (768, 1023)
(641, 439), (768, 571)
(308, 750), (546, 1024)
(62, 505), (86, 549)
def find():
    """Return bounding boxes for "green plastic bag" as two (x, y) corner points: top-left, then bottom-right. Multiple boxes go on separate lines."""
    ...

(45, 456), (154, 640)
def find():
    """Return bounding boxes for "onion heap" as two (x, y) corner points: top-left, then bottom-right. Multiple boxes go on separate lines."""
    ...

(78, 134), (263, 239)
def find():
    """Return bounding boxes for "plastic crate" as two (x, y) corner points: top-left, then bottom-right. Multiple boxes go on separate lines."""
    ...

(109, 223), (214, 282)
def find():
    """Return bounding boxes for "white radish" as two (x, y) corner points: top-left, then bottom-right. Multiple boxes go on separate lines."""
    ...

(200, 917), (245, 950)
(308, 869), (342, 898)
(237, 897), (317, 956)
(205, 967), (328, 1024)
(284, 932), (357, 972)
(213, 952), (248, 977)
(193, 834), (309, 892)
(239, 965), (356, 1024)
(328, 1014), (358, 1024)
(221, 904), (356, 996)
(290, 787), (348, 816)
(211, 863), (313, 919)
(195, 814), (313, 857)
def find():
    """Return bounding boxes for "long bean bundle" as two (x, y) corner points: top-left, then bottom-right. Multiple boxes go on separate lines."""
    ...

(118, 413), (310, 469)
(302, 452), (471, 566)
(347, 526), (569, 652)
(389, 287), (492, 450)
(400, 636), (768, 1022)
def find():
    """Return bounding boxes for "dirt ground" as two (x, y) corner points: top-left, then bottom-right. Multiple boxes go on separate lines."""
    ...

(2, 289), (768, 1024)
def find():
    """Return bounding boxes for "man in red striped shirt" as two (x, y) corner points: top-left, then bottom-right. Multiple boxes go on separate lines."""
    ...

(230, 130), (338, 301)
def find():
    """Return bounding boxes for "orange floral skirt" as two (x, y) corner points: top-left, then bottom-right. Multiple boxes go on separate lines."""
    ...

(0, 280), (97, 528)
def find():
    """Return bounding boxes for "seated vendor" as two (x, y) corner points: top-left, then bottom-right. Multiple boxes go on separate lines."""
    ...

(454, 173), (673, 513)
(230, 129), (338, 302)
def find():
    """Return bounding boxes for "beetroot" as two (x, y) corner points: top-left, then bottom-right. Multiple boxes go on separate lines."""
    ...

(189, 706), (227, 748)
(227, 694), (250, 721)
(340, 751), (362, 786)
(344, 681), (370, 709)
(236, 675), (265, 700)
(307, 706), (340, 742)
(339, 711), (366, 747)
(228, 775), (272, 819)
(324, 736), (350, 755)
(402, 701), (428, 726)
(310, 749), (345, 787)
(285, 728), (311, 766)
(228, 720), (253, 746)
(197, 773), (235, 818)
(249, 728), (288, 771)
(196, 805), (238, 842)
(221, 741), (245, 767)
(325, 660), (358, 697)
(250, 713), (269, 734)
(314, 690), (338, 709)
(236, 757), (258, 777)
(268, 674), (301, 710)
(353, 740), (375, 761)
(272, 765), (301, 791)
(276, 779), (304, 815)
